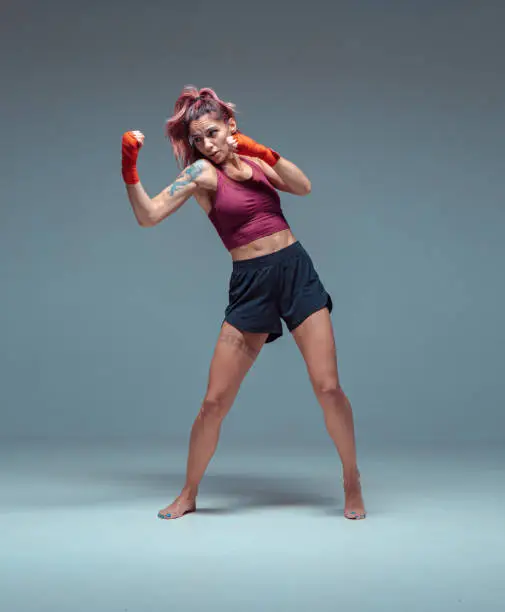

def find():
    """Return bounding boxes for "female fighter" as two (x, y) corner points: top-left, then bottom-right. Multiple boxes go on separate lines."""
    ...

(121, 86), (366, 521)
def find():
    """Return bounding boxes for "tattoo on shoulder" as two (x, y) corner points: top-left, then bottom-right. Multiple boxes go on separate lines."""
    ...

(168, 160), (206, 196)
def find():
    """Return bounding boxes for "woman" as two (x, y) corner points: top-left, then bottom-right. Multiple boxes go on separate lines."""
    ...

(121, 86), (366, 521)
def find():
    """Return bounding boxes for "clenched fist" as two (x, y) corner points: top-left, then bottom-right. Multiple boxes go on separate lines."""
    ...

(121, 130), (145, 185)
(227, 131), (280, 167)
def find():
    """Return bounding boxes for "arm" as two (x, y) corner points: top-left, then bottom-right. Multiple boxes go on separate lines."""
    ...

(231, 132), (311, 196)
(251, 156), (311, 196)
(127, 160), (208, 227)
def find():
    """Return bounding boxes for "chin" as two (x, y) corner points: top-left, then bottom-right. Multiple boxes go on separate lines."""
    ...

(210, 151), (227, 164)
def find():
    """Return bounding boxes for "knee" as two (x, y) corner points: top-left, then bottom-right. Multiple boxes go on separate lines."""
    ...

(198, 393), (230, 422)
(313, 378), (345, 401)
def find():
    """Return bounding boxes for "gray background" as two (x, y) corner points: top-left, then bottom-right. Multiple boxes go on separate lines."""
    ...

(1, 0), (504, 445)
(2, 2), (505, 612)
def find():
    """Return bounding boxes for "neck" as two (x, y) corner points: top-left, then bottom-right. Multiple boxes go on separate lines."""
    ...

(221, 152), (241, 171)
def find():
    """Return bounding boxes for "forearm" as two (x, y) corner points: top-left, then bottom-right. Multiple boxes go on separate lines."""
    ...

(272, 157), (311, 195)
(126, 182), (156, 227)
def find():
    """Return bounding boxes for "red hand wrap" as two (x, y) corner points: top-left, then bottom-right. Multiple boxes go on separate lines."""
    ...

(121, 132), (141, 184)
(233, 132), (280, 167)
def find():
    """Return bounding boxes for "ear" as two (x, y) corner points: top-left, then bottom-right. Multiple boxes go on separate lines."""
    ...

(227, 117), (238, 134)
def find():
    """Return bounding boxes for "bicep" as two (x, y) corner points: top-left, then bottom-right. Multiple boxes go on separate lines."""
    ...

(151, 161), (206, 223)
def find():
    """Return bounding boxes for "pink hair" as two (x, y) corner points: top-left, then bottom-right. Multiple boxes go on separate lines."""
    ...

(165, 85), (237, 170)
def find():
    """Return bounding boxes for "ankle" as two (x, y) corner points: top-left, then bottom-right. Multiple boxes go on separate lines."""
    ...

(342, 467), (361, 486)
(181, 485), (198, 499)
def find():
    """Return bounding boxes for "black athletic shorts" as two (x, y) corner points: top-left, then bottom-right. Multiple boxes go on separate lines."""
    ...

(223, 241), (333, 343)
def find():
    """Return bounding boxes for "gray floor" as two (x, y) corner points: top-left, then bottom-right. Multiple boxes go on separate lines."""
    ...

(1, 438), (504, 612)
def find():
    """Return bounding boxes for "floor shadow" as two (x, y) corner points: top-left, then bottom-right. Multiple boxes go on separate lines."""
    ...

(101, 470), (339, 512)
(191, 507), (234, 515)
(4, 466), (351, 514)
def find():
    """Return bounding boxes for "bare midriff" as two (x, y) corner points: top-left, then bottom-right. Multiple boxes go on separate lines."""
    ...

(229, 228), (297, 261)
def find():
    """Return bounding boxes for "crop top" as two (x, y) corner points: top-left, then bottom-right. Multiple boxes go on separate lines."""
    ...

(208, 157), (290, 251)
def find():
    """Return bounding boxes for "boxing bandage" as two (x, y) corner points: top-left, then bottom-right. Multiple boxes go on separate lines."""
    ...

(121, 131), (142, 184)
(231, 132), (280, 167)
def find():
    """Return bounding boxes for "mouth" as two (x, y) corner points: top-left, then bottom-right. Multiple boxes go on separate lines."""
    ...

(208, 151), (223, 162)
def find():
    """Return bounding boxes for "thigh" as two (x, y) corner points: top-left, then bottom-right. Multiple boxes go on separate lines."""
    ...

(291, 308), (340, 389)
(205, 321), (269, 403)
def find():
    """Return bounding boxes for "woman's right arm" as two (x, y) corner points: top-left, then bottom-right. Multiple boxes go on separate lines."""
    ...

(126, 160), (208, 227)
(121, 130), (211, 227)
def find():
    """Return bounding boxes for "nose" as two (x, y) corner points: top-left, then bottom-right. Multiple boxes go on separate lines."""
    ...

(202, 137), (215, 153)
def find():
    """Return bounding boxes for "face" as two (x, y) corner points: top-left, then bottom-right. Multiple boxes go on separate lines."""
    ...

(188, 113), (236, 164)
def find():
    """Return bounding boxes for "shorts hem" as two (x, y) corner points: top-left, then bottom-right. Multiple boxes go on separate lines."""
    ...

(286, 294), (333, 333)
(222, 317), (283, 343)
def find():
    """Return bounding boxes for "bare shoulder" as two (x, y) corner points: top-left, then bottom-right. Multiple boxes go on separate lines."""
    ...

(241, 155), (264, 168)
(190, 159), (217, 191)
(242, 155), (291, 193)
(190, 159), (217, 216)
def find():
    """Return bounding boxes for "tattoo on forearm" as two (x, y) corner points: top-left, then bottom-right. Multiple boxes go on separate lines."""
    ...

(168, 160), (205, 196)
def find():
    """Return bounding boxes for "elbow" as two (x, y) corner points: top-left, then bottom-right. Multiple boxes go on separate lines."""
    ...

(296, 179), (311, 196)
(130, 204), (157, 227)
(136, 213), (154, 227)
(137, 212), (158, 227)
(137, 204), (163, 227)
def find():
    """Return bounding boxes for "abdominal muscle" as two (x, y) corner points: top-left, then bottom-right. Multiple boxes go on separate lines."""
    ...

(229, 228), (297, 261)
(194, 175), (297, 262)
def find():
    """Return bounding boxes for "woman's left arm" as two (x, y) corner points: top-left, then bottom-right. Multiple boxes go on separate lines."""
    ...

(231, 132), (311, 196)
(254, 156), (312, 196)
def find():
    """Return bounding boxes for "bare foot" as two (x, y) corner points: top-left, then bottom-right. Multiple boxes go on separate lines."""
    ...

(343, 473), (366, 520)
(157, 495), (196, 520)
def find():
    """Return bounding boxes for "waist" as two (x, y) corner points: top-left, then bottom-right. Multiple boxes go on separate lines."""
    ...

(231, 238), (306, 272)
(230, 228), (296, 262)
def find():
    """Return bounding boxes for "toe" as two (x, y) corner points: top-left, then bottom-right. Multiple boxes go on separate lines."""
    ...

(344, 510), (366, 520)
